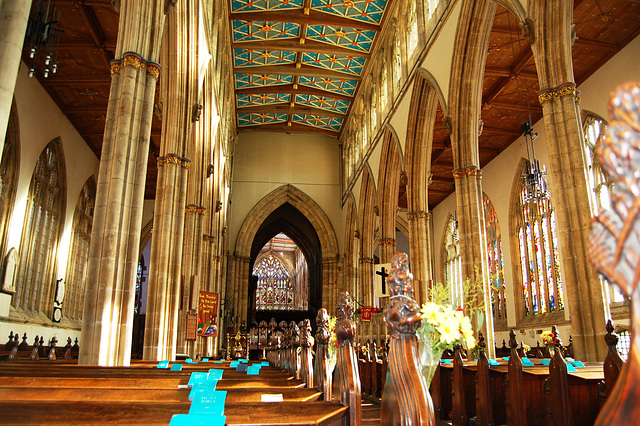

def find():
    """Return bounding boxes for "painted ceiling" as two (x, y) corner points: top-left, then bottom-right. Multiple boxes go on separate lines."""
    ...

(230, 0), (391, 136)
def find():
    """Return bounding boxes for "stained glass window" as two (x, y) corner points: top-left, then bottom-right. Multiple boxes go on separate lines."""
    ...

(443, 215), (463, 307)
(135, 256), (145, 315)
(253, 254), (293, 310)
(483, 194), (506, 321)
(582, 113), (625, 304)
(515, 164), (564, 316)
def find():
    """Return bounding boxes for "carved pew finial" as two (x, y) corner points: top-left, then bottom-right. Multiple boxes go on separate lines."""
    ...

(505, 330), (527, 426)
(589, 82), (640, 425)
(602, 319), (624, 397)
(300, 318), (315, 388)
(382, 252), (434, 425)
(336, 292), (361, 425)
(315, 308), (333, 400)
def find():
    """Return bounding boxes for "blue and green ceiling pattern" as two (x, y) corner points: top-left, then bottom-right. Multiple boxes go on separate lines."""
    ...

(230, 0), (390, 134)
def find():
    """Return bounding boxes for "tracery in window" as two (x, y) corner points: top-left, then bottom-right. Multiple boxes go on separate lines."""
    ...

(14, 139), (66, 315)
(64, 176), (96, 319)
(582, 113), (624, 304)
(483, 193), (506, 322)
(515, 161), (564, 316)
(253, 233), (308, 311)
(443, 215), (463, 306)
(254, 254), (293, 311)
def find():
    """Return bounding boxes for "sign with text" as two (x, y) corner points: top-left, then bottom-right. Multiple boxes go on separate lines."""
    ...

(198, 292), (219, 336)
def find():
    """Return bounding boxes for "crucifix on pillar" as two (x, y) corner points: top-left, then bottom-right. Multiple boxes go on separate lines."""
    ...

(374, 263), (391, 308)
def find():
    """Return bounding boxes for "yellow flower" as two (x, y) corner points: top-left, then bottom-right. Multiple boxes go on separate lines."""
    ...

(421, 302), (441, 325)
(465, 334), (476, 349)
(437, 315), (462, 344)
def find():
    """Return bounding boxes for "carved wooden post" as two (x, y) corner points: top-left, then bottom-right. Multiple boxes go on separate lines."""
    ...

(316, 308), (333, 400)
(381, 252), (434, 425)
(603, 319), (624, 396)
(301, 318), (315, 388)
(30, 336), (39, 361)
(48, 336), (57, 361)
(290, 322), (300, 379)
(451, 345), (468, 426)
(547, 326), (573, 426)
(336, 292), (361, 425)
(475, 332), (494, 426)
(589, 82), (640, 425)
(505, 330), (527, 426)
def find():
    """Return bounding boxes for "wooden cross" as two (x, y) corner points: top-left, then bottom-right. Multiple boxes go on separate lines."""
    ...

(376, 267), (389, 295)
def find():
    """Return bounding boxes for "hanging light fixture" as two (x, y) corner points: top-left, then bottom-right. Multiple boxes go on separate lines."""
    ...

(507, 14), (548, 203)
(25, 0), (63, 79)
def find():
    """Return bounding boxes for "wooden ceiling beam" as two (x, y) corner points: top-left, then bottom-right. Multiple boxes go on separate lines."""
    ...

(229, 10), (381, 32)
(484, 100), (542, 114)
(484, 66), (536, 79)
(63, 105), (109, 114)
(234, 64), (361, 81)
(235, 83), (353, 101)
(232, 39), (370, 58)
(41, 74), (111, 84)
(483, 48), (533, 105)
(59, 39), (117, 50)
(482, 125), (522, 136)
(237, 103), (345, 118)
(237, 122), (339, 136)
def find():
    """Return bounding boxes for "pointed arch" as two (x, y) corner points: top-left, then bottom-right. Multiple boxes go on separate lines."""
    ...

(358, 166), (378, 306)
(0, 99), (20, 258)
(482, 192), (507, 328)
(235, 184), (337, 260)
(344, 192), (359, 302)
(14, 138), (67, 315)
(65, 175), (97, 320)
(377, 127), (403, 263)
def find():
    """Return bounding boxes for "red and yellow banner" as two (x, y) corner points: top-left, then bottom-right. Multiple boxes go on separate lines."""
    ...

(197, 291), (219, 336)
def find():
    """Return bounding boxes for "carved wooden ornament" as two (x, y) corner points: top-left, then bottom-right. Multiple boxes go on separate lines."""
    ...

(589, 82), (640, 425)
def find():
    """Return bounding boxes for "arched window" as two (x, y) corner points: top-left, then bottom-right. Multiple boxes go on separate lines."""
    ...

(407, 1), (419, 59)
(513, 160), (564, 317)
(135, 255), (145, 315)
(443, 215), (463, 306)
(253, 254), (293, 311)
(483, 193), (506, 323)
(14, 139), (66, 315)
(582, 112), (624, 304)
(0, 101), (19, 257)
(369, 75), (378, 134)
(64, 176), (96, 319)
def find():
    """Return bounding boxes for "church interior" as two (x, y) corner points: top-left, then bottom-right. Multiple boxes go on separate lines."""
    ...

(0, 0), (639, 424)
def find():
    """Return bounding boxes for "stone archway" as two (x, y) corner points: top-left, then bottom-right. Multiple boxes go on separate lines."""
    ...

(229, 184), (339, 323)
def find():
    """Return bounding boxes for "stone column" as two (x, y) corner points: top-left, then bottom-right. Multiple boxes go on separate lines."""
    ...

(359, 257), (375, 307)
(378, 237), (397, 265)
(453, 167), (494, 357)
(80, 0), (167, 366)
(144, 1), (200, 361)
(407, 211), (432, 305)
(0, 0), (31, 157)
(529, 0), (607, 362)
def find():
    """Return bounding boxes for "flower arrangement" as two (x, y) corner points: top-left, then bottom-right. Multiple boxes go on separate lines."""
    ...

(522, 343), (531, 353)
(418, 303), (476, 352)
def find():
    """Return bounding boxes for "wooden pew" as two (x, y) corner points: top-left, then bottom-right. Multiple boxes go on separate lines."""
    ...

(0, 359), (349, 425)
(335, 292), (361, 425)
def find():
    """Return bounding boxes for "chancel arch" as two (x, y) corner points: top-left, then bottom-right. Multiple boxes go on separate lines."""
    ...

(232, 185), (338, 322)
